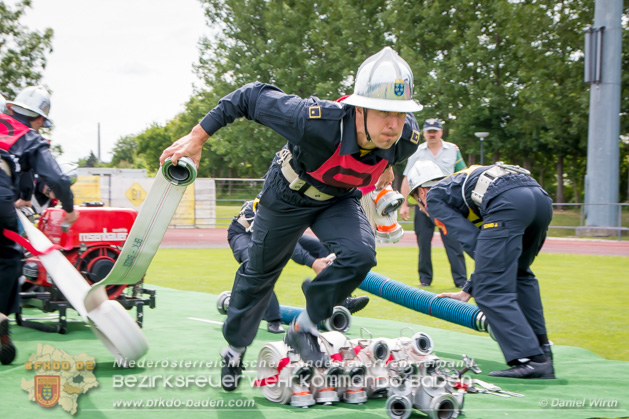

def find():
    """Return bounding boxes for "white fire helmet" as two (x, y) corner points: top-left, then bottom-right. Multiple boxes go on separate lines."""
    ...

(7, 86), (53, 127)
(406, 160), (446, 205)
(343, 47), (422, 113)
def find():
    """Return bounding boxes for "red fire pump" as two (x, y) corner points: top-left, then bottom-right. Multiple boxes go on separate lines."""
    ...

(19, 203), (156, 334)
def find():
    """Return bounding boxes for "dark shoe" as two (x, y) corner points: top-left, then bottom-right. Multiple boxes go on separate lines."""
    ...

(0, 314), (16, 365)
(341, 296), (370, 314)
(419, 283), (431, 287)
(284, 321), (329, 368)
(489, 360), (555, 379)
(455, 282), (466, 288)
(541, 343), (553, 362)
(220, 348), (246, 391)
(267, 321), (285, 334)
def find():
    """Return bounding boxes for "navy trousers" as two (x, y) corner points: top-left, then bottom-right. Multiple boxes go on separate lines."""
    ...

(228, 232), (281, 323)
(414, 208), (467, 286)
(472, 186), (552, 363)
(223, 165), (376, 348)
(0, 173), (22, 315)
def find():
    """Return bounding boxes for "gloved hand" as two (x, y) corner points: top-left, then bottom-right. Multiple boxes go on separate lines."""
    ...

(18, 206), (35, 220)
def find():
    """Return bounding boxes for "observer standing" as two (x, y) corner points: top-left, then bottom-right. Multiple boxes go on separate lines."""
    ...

(400, 119), (467, 287)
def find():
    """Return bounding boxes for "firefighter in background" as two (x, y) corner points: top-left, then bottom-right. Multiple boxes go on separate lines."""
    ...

(29, 163), (78, 214)
(0, 86), (77, 365)
(406, 160), (555, 379)
(399, 119), (468, 288)
(160, 47), (421, 391)
(228, 198), (370, 334)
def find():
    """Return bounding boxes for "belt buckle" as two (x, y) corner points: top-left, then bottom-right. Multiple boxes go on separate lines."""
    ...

(289, 177), (306, 191)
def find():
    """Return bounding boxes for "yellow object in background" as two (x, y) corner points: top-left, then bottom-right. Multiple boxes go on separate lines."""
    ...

(71, 176), (101, 203)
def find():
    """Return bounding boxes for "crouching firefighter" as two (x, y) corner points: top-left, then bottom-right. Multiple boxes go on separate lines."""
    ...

(406, 160), (555, 379)
(227, 197), (370, 334)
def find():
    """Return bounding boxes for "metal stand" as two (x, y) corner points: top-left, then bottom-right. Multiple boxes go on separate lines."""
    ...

(18, 284), (156, 334)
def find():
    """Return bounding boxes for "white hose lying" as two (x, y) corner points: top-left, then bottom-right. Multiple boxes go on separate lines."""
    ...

(256, 341), (292, 404)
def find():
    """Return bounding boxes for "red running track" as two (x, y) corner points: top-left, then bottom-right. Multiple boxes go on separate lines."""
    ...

(160, 228), (629, 256)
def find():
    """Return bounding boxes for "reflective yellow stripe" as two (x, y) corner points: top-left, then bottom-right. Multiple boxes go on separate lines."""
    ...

(454, 165), (485, 176)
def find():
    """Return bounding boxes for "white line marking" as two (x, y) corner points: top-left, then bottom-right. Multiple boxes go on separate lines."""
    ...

(187, 317), (224, 325)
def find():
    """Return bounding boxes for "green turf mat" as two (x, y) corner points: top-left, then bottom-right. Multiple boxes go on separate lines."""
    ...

(1, 285), (628, 419)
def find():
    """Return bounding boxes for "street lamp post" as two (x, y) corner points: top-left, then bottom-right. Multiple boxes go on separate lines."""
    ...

(474, 132), (489, 165)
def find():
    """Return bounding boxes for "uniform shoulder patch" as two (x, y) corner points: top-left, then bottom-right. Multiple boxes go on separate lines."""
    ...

(410, 130), (420, 144)
(308, 106), (321, 119)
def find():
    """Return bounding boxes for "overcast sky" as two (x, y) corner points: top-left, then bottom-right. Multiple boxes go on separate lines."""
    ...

(13, 0), (209, 163)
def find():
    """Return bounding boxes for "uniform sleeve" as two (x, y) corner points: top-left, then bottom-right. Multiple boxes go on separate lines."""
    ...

(18, 172), (34, 200)
(395, 114), (421, 164)
(425, 191), (479, 257)
(454, 148), (467, 171)
(290, 241), (316, 267)
(30, 148), (74, 213)
(199, 82), (306, 143)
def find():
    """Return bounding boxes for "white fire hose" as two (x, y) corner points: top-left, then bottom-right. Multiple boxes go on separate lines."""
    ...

(17, 157), (197, 363)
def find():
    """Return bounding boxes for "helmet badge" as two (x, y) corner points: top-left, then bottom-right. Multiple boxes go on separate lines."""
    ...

(394, 79), (405, 97)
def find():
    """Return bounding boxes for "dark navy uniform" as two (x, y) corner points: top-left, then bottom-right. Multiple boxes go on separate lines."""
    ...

(227, 200), (329, 323)
(0, 112), (74, 315)
(201, 82), (420, 348)
(426, 165), (552, 363)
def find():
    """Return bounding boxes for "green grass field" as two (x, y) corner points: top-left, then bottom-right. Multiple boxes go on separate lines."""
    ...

(146, 246), (629, 362)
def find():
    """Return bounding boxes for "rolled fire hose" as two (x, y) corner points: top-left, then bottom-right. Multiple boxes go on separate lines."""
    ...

(359, 272), (488, 332)
(256, 341), (317, 407)
(257, 341), (293, 404)
(257, 332), (353, 405)
(19, 157), (196, 363)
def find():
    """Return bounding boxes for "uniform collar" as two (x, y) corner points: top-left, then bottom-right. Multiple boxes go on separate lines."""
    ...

(340, 106), (396, 160)
(10, 113), (32, 128)
(420, 139), (448, 150)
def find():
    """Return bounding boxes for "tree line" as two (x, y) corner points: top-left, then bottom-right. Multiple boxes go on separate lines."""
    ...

(3, 0), (628, 202)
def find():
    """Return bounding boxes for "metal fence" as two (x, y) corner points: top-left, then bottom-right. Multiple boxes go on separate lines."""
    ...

(545, 202), (629, 241)
(192, 179), (629, 240)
